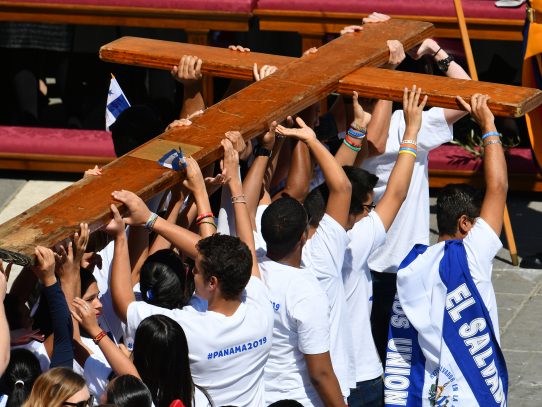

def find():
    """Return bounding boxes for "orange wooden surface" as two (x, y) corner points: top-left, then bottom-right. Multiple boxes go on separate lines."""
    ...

(0, 19), (434, 265)
(100, 37), (542, 117)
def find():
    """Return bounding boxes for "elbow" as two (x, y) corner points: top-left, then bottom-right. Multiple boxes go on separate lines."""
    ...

(367, 139), (386, 157)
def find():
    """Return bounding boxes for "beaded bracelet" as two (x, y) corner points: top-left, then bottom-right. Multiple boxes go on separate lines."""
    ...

(196, 212), (214, 222)
(93, 330), (107, 345)
(343, 139), (362, 152)
(345, 134), (362, 148)
(483, 140), (502, 147)
(481, 131), (501, 140)
(231, 194), (247, 204)
(145, 212), (158, 231)
(347, 127), (366, 139)
(401, 139), (418, 146)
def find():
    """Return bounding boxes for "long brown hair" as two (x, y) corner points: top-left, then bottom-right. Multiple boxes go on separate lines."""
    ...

(22, 367), (86, 407)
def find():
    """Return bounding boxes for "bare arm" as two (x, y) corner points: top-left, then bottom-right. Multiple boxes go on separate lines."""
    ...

(376, 87), (427, 230)
(222, 139), (261, 279)
(457, 94), (507, 235)
(171, 55), (205, 120)
(305, 352), (346, 407)
(243, 124), (276, 229)
(72, 298), (140, 378)
(277, 118), (352, 228)
(411, 39), (470, 125)
(335, 91), (371, 167)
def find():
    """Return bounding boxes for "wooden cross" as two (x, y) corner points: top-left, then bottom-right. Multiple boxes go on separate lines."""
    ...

(0, 19), (540, 266)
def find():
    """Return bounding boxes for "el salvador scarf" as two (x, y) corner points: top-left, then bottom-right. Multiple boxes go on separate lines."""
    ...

(384, 241), (508, 406)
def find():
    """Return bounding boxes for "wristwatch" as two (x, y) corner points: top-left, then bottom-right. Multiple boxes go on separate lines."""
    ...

(254, 146), (272, 158)
(437, 55), (454, 73)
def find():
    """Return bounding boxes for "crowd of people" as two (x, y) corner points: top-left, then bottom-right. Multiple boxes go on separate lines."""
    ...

(0, 13), (508, 407)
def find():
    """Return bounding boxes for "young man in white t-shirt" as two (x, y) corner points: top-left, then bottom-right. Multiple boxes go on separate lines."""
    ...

(304, 87), (427, 406)
(362, 38), (472, 362)
(276, 115), (357, 402)
(107, 142), (274, 407)
(386, 94), (508, 405)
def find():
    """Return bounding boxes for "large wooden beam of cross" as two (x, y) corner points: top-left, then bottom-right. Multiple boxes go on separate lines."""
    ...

(0, 19), (434, 265)
(100, 36), (542, 118)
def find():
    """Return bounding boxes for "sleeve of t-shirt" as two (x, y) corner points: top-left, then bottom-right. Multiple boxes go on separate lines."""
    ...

(254, 204), (269, 258)
(348, 211), (386, 271)
(84, 354), (113, 399)
(303, 214), (349, 280)
(244, 276), (274, 327)
(291, 279), (331, 355)
(126, 301), (180, 340)
(463, 218), (503, 283)
(415, 108), (453, 152)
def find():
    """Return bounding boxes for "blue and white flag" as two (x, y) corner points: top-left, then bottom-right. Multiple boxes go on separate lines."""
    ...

(105, 75), (130, 130)
(384, 241), (508, 407)
(158, 148), (187, 171)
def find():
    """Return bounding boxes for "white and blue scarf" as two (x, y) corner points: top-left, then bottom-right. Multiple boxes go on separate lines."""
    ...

(384, 241), (508, 406)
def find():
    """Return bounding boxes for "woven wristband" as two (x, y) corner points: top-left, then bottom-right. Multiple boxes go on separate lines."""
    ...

(145, 212), (158, 231)
(482, 131), (501, 140)
(231, 194), (247, 204)
(347, 127), (366, 139)
(484, 140), (502, 147)
(93, 330), (107, 345)
(343, 139), (362, 152)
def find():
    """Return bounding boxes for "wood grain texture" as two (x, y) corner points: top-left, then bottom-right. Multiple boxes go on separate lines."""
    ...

(0, 19), (434, 265)
(338, 68), (542, 118)
(100, 36), (542, 117)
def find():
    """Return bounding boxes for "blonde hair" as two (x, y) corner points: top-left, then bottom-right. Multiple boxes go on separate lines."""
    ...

(22, 367), (86, 407)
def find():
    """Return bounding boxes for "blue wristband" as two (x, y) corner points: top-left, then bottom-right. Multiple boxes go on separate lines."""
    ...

(481, 131), (500, 140)
(347, 127), (366, 139)
(399, 147), (417, 155)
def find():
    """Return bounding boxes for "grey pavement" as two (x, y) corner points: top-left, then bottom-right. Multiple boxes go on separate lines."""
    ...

(0, 175), (541, 404)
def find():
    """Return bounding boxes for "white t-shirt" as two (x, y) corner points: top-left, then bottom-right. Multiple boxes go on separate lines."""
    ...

(343, 211), (387, 382)
(12, 340), (50, 372)
(362, 107), (453, 273)
(398, 217), (502, 368)
(126, 276), (273, 407)
(258, 256), (331, 407)
(302, 214), (355, 397)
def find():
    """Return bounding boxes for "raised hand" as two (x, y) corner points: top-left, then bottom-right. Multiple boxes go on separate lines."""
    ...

(363, 12), (391, 24)
(182, 157), (206, 194)
(340, 25), (363, 35)
(302, 47), (318, 57)
(165, 118), (192, 132)
(33, 246), (57, 287)
(456, 94), (495, 130)
(221, 138), (240, 186)
(259, 121), (277, 150)
(171, 55), (203, 85)
(71, 297), (101, 335)
(275, 117), (317, 144)
(110, 190), (151, 227)
(403, 86), (428, 133)
(352, 91), (371, 130)
(104, 204), (127, 239)
(384, 40), (406, 69)
(84, 165), (102, 178)
(253, 63), (278, 81)
(228, 44), (250, 52)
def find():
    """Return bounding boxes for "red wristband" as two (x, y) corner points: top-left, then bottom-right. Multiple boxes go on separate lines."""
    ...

(93, 330), (107, 345)
(196, 212), (214, 222)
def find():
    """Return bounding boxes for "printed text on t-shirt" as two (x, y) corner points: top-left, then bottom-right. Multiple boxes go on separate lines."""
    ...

(207, 336), (268, 360)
